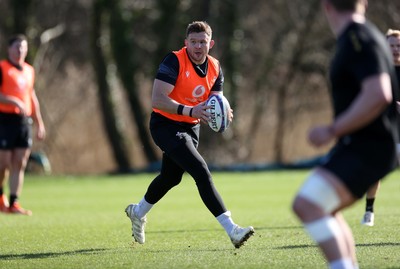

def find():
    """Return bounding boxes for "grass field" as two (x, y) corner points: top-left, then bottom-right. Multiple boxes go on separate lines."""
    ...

(0, 170), (399, 269)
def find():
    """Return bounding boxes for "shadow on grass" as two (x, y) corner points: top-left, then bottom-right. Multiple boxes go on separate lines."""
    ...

(146, 225), (304, 234)
(277, 242), (400, 250)
(356, 242), (400, 247)
(0, 248), (109, 260)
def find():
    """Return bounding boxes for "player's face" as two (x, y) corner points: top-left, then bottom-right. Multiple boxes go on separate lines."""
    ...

(8, 40), (28, 64)
(388, 36), (400, 66)
(185, 32), (214, 65)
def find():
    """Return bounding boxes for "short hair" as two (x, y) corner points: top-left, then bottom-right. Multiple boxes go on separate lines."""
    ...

(186, 21), (212, 38)
(386, 29), (400, 39)
(325, 0), (362, 11)
(8, 34), (27, 46)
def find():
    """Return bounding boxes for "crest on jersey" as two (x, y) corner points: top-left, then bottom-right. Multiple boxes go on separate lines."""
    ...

(192, 85), (205, 98)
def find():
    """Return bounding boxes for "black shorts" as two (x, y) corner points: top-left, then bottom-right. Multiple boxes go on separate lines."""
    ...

(321, 136), (397, 198)
(0, 112), (33, 150)
(150, 112), (200, 154)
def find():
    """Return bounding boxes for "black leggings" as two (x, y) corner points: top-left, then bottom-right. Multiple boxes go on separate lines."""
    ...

(144, 140), (227, 217)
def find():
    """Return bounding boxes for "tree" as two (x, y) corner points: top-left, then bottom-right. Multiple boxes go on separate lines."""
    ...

(10, 0), (32, 34)
(91, 0), (132, 173)
(272, 0), (321, 163)
(106, 0), (158, 165)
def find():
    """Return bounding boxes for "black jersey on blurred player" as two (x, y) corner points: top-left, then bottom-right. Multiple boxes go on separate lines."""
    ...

(124, 21), (254, 248)
(292, 0), (399, 268)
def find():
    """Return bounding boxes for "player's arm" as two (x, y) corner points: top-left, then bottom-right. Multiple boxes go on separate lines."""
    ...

(0, 92), (27, 114)
(151, 79), (209, 122)
(209, 65), (224, 97)
(151, 79), (177, 113)
(209, 67), (233, 122)
(31, 90), (46, 140)
(309, 73), (392, 147)
(151, 53), (193, 117)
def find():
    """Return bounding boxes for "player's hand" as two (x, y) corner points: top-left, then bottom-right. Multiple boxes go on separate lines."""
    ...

(12, 99), (27, 116)
(18, 107), (27, 116)
(227, 108), (233, 123)
(308, 125), (335, 147)
(192, 102), (211, 124)
(36, 124), (46, 140)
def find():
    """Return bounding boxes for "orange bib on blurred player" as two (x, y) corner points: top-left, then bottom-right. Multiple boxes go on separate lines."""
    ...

(0, 60), (35, 116)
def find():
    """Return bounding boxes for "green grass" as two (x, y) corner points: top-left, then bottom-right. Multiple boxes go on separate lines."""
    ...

(1, 170), (400, 269)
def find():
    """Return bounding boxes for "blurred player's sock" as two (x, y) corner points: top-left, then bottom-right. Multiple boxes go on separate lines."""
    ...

(365, 198), (375, 213)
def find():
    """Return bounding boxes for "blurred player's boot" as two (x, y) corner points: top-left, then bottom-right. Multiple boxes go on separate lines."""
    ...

(361, 211), (374, 226)
(8, 202), (32, 216)
(0, 195), (9, 213)
(229, 225), (254, 248)
(125, 203), (147, 244)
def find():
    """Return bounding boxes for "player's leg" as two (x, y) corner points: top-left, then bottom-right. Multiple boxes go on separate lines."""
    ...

(361, 181), (380, 226)
(126, 113), (191, 244)
(0, 119), (14, 212)
(125, 154), (184, 244)
(144, 153), (185, 206)
(292, 168), (359, 268)
(0, 149), (11, 212)
(169, 141), (226, 215)
(8, 147), (31, 215)
(135, 153), (184, 218)
(168, 140), (254, 248)
(335, 213), (357, 265)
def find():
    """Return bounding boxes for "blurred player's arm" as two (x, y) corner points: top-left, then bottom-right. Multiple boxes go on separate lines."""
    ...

(309, 73), (392, 147)
(330, 73), (392, 137)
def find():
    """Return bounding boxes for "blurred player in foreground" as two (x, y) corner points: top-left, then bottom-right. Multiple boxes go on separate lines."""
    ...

(125, 21), (254, 248)
(292, 1), (399, 268)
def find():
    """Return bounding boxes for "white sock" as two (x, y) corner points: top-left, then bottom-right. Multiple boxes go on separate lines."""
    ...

(330, 258), (355, 269)
(216, 211), (236, 235)
(135, 197), (153, 219)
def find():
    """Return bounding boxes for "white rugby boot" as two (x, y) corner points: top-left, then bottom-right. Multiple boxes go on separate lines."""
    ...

(125, 203), (147, 244)
(361, 211), (374, 227)
(229, 225), (255, 248)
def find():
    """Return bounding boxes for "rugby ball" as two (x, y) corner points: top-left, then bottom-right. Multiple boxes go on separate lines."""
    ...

(206, 94), (231, 133)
